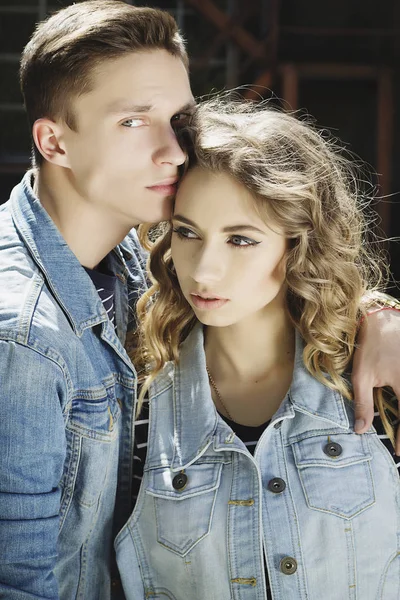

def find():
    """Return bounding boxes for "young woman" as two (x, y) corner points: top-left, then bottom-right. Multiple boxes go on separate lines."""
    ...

(115, 99), (400, 600)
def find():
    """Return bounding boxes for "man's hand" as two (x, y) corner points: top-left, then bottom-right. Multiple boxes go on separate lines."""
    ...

(352, 309), (400, 455)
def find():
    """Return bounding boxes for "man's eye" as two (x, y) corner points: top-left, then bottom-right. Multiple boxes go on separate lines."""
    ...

(229, 235), (260, 247)
(171, 113), (191, 127)
(122, 118), (145, 128)
(172, 226), (198, 240)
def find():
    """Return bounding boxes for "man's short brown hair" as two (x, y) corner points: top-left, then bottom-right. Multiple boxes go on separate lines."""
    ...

(20, 0), (188, 166)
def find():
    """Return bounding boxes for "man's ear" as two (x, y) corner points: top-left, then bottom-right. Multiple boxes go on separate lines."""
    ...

(32, 118), (71, 167)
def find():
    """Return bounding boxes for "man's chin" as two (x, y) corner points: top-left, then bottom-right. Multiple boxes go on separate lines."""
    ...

(151, 197), (174, 223)
(129, 196), (174, 227)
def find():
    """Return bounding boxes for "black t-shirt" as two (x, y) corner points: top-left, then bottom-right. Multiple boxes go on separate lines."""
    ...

(85, 259), (117, 326)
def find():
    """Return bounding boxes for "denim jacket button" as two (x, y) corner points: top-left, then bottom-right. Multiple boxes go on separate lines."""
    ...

(323, 441), (343, 457)
(172, 472), (188, 491)
(267, 478), (286, 494)
(280, 557), (297, 575)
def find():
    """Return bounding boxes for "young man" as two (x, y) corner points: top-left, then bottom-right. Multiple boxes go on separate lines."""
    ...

(0, 1), (398, 599)
(0, 2), (193, 599)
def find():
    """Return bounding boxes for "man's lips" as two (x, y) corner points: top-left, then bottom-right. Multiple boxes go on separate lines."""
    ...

(146, 177), (178, 195)
(190, 293), (229, 310)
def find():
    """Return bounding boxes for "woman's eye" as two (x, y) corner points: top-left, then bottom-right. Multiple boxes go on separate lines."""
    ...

(229, 235), (260, 247)
(122, 118), (145, 128)
(172, 226), (199, 240)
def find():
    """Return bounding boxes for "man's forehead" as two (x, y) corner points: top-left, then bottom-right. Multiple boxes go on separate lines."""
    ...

(87, 50), (194, 108)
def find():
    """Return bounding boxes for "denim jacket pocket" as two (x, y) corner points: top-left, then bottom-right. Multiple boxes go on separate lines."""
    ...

(60, 388), (120, 517)
(145, 462), (223, 556)
(292, 433), (375, 519)
(66, 386), (120, 438)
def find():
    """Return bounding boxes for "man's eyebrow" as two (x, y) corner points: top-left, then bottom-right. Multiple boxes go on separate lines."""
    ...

(106, 100), (196, 115)
(176, 101), (197, 114)
(106, 101), (153, 114)
(173, 215), (264, 235)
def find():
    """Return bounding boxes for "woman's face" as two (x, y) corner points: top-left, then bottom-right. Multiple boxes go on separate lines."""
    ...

(171, 166), (288, 327)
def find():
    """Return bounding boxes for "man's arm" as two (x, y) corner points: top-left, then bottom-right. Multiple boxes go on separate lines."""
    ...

(0, 340), (66, 599)
(352, 303), (400, 455)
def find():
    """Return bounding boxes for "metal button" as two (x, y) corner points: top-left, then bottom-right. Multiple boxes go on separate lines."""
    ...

(267, 478), (286, 494)
(280, 556), (297, 575)
(172, 472), (188, 491)
(274, 421), (282, 429)
(323, 441), (343, 457)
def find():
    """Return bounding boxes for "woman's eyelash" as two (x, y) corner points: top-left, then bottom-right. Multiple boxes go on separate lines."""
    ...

(172, 227), (260, 249)
(172, 226), (197, 239)
(228, 236), (260, 248)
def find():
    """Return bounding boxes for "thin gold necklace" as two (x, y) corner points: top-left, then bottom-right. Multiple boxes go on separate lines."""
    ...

(206, 366), (234, 421)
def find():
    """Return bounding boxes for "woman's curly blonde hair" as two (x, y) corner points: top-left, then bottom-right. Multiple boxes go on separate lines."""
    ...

(133, 97), (397, 445)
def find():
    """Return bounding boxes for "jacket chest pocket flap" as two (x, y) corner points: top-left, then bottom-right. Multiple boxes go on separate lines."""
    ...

(146, 462), (223, 557)
(292, 433), (375, 519)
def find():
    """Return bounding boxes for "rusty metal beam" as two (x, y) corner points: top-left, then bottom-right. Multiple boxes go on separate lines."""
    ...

(278, 64), (378, 80)
(241, 0), (280, 100)
(265, 0), (280, 67)
(182, 0), (265, 60)
(276, 63), (393, 235)
(242, 70), (273, 100)
(281, 64), (298, 110)
(199, 1), (259, 65)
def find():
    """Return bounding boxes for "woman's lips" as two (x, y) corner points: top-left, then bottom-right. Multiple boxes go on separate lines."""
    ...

(190, 294), (229, 310)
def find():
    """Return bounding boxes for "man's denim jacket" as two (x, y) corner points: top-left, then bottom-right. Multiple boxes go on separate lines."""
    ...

(0, 173), (146, 599)
(115, 324), (400, 600)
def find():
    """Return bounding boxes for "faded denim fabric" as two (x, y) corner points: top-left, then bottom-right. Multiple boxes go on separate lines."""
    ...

(0, 173), (146, 599)
(115, 324), (400, 600)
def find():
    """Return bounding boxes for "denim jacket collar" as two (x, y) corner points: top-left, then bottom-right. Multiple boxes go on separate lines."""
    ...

(167, 324), (350, 470)
(170, 323), (219, 470)
(10, 171), (130, 337)
(288, 332), (350, 428)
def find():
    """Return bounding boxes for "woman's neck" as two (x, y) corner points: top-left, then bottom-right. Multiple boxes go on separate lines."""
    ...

(204, 306), (295, 426)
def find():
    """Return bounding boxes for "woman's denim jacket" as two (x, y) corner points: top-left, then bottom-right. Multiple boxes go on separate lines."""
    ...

(115, 324), (400, 600)
(0, 173), (146, 599)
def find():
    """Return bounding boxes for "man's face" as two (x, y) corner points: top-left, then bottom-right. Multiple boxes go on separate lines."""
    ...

(61, 50), (194, 226)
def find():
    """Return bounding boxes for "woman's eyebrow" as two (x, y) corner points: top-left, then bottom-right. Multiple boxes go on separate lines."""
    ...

(172, 214), (264, 235)
(222, 225), (265, 234)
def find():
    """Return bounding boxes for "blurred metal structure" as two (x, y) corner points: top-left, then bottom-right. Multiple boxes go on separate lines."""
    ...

(0, 1), (49, 174)
(178, 0), (396, 234)
(0, 0), (398, 234)
(279, 63), (394, 233)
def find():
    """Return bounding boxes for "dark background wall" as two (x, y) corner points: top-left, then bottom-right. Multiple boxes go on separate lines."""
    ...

(0, 0), (399, 291)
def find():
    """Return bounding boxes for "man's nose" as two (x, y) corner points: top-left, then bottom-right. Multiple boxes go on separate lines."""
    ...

(153, 125), (186, 166)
